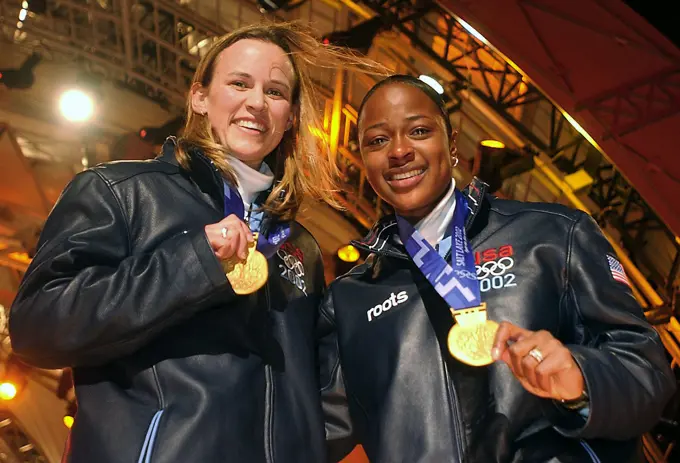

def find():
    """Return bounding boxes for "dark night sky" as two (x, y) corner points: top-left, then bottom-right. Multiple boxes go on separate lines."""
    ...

(623, 1), (679, 49)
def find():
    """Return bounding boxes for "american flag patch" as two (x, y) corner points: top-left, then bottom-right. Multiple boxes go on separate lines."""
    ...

(607, 255), (630, 286)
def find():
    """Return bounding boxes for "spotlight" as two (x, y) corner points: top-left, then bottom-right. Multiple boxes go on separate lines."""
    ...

(333, 244), (362, 276)
(480, 139), (505, 149)
(0, 354), (29, 401)
(0, 382), (17, 401)
(0, 52), (41, 89)
(418, 75), (444, 95)
(59, 89), (95, 123)
(139, 116), (185, 145)
(337, 244), (360, 263)
(321, 17), (386, 54)
(474, 141), (535, 193)
(63, 400), (77, 428)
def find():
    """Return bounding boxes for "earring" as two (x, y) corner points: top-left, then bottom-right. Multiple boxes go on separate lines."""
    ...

(452, 155), (459, 167)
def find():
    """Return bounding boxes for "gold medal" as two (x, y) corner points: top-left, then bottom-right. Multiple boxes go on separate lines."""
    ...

(447, 303), (499, 366)
(222, 232), (268, 295)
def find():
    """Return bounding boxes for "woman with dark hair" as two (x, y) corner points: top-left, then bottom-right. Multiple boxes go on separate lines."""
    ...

(9, 22), (381, 463)
(319, 75), (675, 462)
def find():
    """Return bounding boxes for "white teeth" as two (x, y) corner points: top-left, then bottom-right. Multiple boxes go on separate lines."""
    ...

(236, 120), (266, 132)
(389, 169), (425, 181)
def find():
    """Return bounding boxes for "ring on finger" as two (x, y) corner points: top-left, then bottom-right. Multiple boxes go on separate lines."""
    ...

(527, 347), (544, 364)
(221, 227), (228, 239)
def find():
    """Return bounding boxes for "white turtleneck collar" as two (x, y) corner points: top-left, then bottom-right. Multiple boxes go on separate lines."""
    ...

(415, 178), (457, 246)
(226, 155), (275, 207)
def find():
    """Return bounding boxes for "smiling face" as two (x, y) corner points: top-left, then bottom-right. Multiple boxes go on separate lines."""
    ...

(358, 82), (455, 221)
(191, 39), (296, 169)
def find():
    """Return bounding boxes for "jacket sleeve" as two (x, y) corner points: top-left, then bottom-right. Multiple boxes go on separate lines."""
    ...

(9, 170), (233, 369)
(546, 212), (675, 439)
(318, 287), (358, 462)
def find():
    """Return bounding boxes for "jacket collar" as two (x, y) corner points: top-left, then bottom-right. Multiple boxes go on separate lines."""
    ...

(352, 177), (490, 258)
(158, 137), (276, 223)
(157, 137), (224, 209)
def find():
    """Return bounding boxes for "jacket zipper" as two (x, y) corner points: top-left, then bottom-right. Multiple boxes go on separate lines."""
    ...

(440, 249), (467, 463)
(209, 156), (279, 461)
(360, 246), (467, 461)
(137, 409), (164, 463)
(264, 283), (275, 463)
(208, 156), (276, 461)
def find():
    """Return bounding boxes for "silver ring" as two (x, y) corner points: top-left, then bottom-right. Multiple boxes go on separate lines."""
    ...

(221, 227), (228, 239)
(528, 348), (544, 363)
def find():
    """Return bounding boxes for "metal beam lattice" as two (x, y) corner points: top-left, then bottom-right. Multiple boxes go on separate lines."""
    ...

(0, 414), (47, 463)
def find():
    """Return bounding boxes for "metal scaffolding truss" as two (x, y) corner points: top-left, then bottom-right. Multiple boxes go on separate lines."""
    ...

(576, 67), (680, 140)
(589, 165), (680, 292)
(0, 0), (229, 109)
(0, 413), (47, 463)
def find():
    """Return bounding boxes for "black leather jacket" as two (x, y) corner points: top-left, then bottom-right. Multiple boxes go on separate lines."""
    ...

(319, 180), (675, 463)
(10, 141), (327, 463)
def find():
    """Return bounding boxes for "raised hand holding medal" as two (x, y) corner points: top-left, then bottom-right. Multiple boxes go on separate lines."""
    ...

(222, 230), (269, 295)
(396, 189), (498, 366)
(204, 182), (291, 295)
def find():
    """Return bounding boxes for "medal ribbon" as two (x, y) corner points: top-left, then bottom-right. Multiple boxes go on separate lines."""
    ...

(395, 189), (481, 311)
(223, 182), (291, 258)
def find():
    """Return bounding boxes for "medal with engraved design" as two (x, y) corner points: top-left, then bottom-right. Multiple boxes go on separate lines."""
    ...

(447, 302), (498, 366)
(396, 188), (497, 368)
(222, 232), (269, 295)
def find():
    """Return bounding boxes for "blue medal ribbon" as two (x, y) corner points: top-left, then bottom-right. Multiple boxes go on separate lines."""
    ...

(396, 189), (481, 311)
(223, 182), (291, 258)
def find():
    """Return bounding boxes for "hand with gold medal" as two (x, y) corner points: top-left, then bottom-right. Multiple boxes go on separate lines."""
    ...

(205, 213), (268, 295)
(222, 232), (268, 295)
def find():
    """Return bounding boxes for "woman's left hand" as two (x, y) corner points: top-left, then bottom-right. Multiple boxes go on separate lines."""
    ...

(491, 322), (585, 401)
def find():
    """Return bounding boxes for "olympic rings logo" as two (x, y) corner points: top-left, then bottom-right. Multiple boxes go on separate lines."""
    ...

(277, 250), (305, 277)
(476, 257), (514, 279)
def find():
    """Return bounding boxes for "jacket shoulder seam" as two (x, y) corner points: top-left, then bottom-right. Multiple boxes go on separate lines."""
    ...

(93, 162), (180, 188)
(489, 204), (580, 223)
(563, 213), (583, 330)
(91, 169), (132, 255)
(565, 213), (586, 288)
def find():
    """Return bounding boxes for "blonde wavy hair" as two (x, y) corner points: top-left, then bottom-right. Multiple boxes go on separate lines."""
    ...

(176, 21), (387, 221)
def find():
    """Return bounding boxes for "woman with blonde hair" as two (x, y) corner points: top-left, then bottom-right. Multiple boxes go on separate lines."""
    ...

(10, 22), (380, 463)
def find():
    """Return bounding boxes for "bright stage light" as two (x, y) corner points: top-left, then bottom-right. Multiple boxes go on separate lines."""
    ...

(59, 89), (94, 123)
(418, 75), (444, 95)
